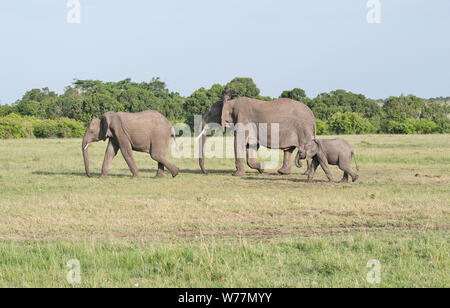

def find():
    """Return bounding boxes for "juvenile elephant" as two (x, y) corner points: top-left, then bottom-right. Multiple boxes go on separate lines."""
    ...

(82, 111), (179, 179)
(220, 95), (316, 176)
(296, 139), (359, 183)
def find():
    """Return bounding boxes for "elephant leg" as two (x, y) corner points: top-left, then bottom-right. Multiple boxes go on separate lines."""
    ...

(155, 162), (165, 178)
(118, 140), (139, 178)
(339, 158), (358, 183)
(351, 172), (359, 182)
(341, 167), (358, 183)
(302, 157), (313, 175)
(150, 143), (179, 178)
(305, 154), (321, 176)
(100, 140), (120, 178)
(339, 172), (349, 183)
(233, 159), (246, 176)
(246, 143), (264, 174)
(306, 158), (317, 183)
(233, 131), (246, 176)
(155, 157), (179, 178)
(318, 159), (334, 182)
(307, 158), (320, 177)
(278, 148), (294, 175)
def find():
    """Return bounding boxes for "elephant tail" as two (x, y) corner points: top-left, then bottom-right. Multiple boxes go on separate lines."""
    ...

(352, 151), (359, 171)
(295, 150), (303, 168)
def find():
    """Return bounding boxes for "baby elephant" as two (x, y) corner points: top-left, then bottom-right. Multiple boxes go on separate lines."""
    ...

(296, 139), (359, 183)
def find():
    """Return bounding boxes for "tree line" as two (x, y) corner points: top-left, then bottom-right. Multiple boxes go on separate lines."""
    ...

(0, 77), (449, 138)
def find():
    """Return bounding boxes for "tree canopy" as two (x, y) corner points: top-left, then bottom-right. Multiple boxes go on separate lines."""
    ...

(0, 77), (449, 138)
(280, 88), (307, 102)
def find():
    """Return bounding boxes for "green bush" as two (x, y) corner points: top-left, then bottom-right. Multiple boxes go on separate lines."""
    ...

(432, 117), (450, 133)
(58, 118), (86, 138)
(0, 114), (33, 139)
(32, 120), (58, 138)
(33, 118), (85, 138)
(316, 119), (329, 135)
(381, 119), (416, 134)
(328, 112), (375, 135)
(411, 119), (439, 134)
(0, 114), (85, 139)
(381, 118), (440, 134)
(440, 120), (450, 133)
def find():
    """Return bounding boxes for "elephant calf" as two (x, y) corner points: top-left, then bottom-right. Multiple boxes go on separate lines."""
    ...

(82, 111), (179, 179)
(296, 138), (359, 183)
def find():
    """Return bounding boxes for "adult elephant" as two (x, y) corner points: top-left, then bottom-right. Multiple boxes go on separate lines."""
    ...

(82, 111), (179, 179)
(218, 95), (316, 176)
(197, 100), (294, 175)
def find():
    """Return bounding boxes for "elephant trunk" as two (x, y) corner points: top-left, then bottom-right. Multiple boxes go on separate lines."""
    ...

(295, 151), (303, 169)
(199, 121), (208, 174)
(82, 135), (91, 177)
(221, 93), (230, 131)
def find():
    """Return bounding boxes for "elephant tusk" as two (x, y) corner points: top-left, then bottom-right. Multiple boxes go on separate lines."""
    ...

(196, 128), (207, 140)
(83, 144), (89, 151)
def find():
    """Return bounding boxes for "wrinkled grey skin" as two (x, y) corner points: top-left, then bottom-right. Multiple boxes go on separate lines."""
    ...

(220, 95), (316, 177)
(296, 138), (359, 183)
(82, 111), (179, 179)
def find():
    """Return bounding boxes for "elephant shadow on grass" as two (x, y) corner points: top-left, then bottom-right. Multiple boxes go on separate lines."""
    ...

(164, 169), (232, 175)
(124, 168), (232, 175)
(32, 171), (132, 178)
(32, 168), (233, 178)
(243, 175), (331, 184)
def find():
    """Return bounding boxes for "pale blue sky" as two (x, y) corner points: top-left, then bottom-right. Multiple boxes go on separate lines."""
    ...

(0, 0), (449, 104)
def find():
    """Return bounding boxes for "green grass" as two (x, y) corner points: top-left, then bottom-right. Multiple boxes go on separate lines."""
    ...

(0, 232), (448, 288)
(0, 135), (449, 287)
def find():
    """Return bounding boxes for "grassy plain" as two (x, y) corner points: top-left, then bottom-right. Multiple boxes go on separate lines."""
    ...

(0, 135), (449, 287)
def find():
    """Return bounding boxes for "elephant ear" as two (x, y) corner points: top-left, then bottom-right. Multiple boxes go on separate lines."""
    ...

(314, 140), (328, 163)
(213, 100), (224, 120)
(99, 115), (113, 141)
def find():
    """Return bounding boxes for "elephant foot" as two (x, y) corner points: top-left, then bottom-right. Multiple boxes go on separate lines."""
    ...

(99, 175), (108, 179)
(171, 167), (180, 178)
(131, 175), (139, 179)
(232, 170), (246, 177)
(257, 162), (265, 174)
(277, 167), (291, 175)
(154, 174), (164, 179)
(339, 179), (348, 184)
